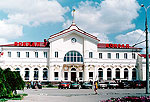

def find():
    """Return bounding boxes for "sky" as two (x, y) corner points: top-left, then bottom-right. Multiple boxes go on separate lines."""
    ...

(0, 0), (150, 53)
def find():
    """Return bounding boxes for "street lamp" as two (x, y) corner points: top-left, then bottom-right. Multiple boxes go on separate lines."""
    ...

(141, 4), (150, 94)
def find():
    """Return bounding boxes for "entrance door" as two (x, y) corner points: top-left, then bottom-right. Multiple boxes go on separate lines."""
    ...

(71, 72), (76, 81)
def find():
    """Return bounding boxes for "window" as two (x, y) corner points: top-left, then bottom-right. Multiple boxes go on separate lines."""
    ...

(132, 68), (136, 80)
(107, 53), (111, 59)
(132, 53), (135, 59)
(99, 53), (102, 59)
(55, 51), (58, 58)
(89, 72), (93, 80)
(124, 53), (127, 59)
(116, 68), (120, 79)
(35, 52), (38, 58)
(8, 52), (11, 57)
(34, 68), (39, 80)
(116, 53), (119, 59)
(17, 52), (20, 58)
(98, 68), (103, 80)
(26, 52), (29, 58)
(43, 68), (48, 80)
(89, 52), (93, 58)
(44, 52), (47, 58)
(54, 72), (58, 80)
(25, 68), (29, 80)
(64, 51), (83, 62)
(124, 68), (128, 79)
(15, 68), (20, 75)
(79, 72), (83, 80)
(64, 72), (68, 80)
(107, 68), (111, 80)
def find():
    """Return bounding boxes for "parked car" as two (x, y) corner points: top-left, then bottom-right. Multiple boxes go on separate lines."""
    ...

(99, 82), (108, 89)
(70, 82), (80, 89)
(107, 82), (119, 89)
(58, 82), (70, 89)
(81, 82), (92, 89)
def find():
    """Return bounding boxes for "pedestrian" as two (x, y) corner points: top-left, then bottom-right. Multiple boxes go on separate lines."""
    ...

(94, 81), (98, 94)
(27, 81), (29, 89)
(31, 80), (34, 89)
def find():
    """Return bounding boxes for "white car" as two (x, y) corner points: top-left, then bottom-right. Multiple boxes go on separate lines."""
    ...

(99, 82), (108, 89)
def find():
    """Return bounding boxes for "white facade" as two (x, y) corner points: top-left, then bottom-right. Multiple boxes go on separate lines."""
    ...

(0, 23), (149, 82)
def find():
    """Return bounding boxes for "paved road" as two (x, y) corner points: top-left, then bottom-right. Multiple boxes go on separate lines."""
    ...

(8, 88), (150, 102)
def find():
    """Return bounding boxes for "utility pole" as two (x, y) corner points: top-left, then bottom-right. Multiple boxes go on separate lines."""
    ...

(141, 4), (150, 94)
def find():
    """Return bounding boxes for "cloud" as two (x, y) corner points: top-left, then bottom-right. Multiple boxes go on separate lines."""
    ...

(115, 29), (150, 53)
(93, 33), (110, 43)
(0, 0), (69, 44)
(0, 21), (23, 39)
(0, 0), (69, 26)
(0, 38), (8, 45)
(63, 0), (140, 34)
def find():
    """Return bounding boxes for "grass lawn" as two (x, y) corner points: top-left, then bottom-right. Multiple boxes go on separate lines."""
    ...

(0, 93), (28, 102)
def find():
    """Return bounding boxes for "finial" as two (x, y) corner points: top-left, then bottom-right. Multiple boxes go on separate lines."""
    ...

(72, 8), (76, 25)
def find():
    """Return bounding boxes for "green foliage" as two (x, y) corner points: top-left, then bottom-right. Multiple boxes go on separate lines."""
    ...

(0, 68), (25, 98)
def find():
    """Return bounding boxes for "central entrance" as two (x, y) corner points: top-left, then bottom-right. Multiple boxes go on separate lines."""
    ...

(71, 68), (76, 81)
(71, 72), (76, 81)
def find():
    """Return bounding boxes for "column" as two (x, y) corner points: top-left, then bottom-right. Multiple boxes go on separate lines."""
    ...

(84, 66), (88, 81)
(30, 67), (34, 81)
(120, 68), (124, 79)
(112, 68), (115, 80)
(128, 68), (132, 80)
(20, 68), (24, 80)
(59, 66), (62, 81)
(39, 68), (43, 81)
(103, 68), (107, 80)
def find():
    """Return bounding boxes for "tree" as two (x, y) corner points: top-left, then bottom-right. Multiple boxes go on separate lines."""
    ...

(0, 68), (25, 98)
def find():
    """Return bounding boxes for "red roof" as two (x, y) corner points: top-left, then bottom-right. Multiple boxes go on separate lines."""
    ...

(138, 54), (150, 58)
(49, 24), (100, 42)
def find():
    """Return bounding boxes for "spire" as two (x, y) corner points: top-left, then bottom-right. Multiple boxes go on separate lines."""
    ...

(72, 8), (76, 25)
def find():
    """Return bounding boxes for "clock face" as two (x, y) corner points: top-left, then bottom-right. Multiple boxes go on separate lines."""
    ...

(71, 38), (77, 43)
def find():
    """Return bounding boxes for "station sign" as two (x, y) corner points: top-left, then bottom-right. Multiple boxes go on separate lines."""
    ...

(106, 44), (129, 48)
(14, 42), (47, 47)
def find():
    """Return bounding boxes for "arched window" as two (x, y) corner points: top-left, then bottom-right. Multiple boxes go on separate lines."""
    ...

(25, 68), (29, 80)
(6, 68), (11, 71)
(132, 68), (136, 80)
(15, 68), (20, 75)
(43, 68), (48, 80)
(124, 68), (128, 79)
(116, 68), (120, 79)
(98, 68), (103, 80)
(34, 68), (39, 80)
(71, 68), (76, 71)
(107, 68), (111, 80)
(64, 51), (83, 62)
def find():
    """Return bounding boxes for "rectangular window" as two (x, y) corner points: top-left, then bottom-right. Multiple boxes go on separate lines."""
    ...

(54, 72), (58, 80)
(26, 52), (29, 58)
(55, 51), (58, 58)
(89, 72), (93, 80)
(99, 53), (102, 59)
(8, 52), (11, 57)
(17, 52), (20, 58)
(44, 52), (47, 58)
(79, 72), (83, 80)
(64, 72), (68, 80)
(124, 53), (127, 59)
(89, 52), (93, 58)
(107, 53), (111, 59)
(132, 53), (135, 59)
(35, 52), (38, 58)
(116, 53), (119, 59)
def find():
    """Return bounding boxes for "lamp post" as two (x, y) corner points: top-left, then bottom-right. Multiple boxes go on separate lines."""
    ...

(141, 4), (150, 94)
